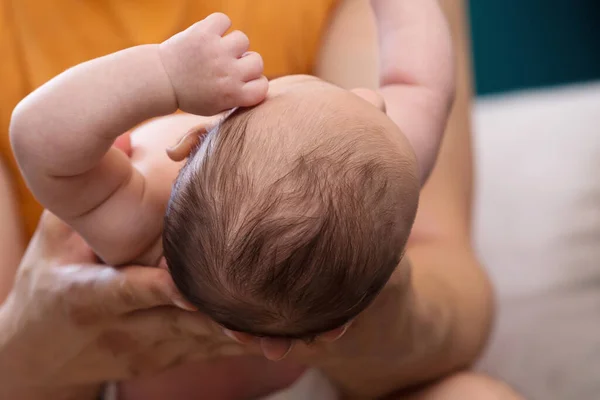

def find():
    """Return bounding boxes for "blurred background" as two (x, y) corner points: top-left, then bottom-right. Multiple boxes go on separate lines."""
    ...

(468, 1), (600, 399)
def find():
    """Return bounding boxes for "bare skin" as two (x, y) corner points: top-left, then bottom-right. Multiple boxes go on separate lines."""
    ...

(0, 1), (520, 399)
(401, 373), (524, 400)
(8, 2), (456, 396)
(112, 0), (499, 397)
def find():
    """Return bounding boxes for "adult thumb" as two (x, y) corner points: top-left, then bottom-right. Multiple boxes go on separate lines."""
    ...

(19, 211), (93, 274)
(36, 211), (77, 248)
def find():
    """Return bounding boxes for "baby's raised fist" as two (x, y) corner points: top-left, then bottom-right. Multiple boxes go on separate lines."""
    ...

(159, 13), (268, 116)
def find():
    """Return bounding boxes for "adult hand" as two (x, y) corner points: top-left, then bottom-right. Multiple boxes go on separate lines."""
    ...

(0, 212), (245, 399)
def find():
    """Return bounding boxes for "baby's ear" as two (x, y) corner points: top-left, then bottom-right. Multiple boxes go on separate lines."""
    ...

(166, 125), (208, 161)
(351, 88), (386, 113)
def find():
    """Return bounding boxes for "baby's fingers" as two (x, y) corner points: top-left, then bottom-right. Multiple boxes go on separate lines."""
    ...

(200, 13), (232, 36)
(222, 30), (250, 57)
(237, 76), (269, 107)
(237, 52), (264, 82)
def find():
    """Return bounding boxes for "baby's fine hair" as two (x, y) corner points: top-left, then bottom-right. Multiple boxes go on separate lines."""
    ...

(163, 104), (419, 339)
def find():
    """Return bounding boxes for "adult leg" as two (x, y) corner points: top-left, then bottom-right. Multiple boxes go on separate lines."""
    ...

(398, 373), (524, 400)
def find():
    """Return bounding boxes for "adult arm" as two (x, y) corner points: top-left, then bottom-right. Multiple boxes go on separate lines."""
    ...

(0, 157), (24, 304)
(317, 0), (454, 184)
(312, 0), (493, 397)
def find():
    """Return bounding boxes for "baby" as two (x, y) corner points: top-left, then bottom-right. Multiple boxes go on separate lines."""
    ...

(10, 0), (453, 342)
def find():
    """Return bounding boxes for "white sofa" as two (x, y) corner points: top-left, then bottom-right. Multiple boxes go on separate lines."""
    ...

(474, 82), (600, 399)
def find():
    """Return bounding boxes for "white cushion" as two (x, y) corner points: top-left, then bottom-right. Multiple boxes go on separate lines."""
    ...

(474, 82), (600, 399)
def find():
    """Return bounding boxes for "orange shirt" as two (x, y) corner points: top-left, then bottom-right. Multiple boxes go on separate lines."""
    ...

(0, 0), (338, 237)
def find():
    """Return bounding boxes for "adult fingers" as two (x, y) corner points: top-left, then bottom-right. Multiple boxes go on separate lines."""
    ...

(26, 211), (75, 261)
(113, 308), (245, 373)
(316, 322), (353, 343)
(115, 307), (216, 342)
(259, 338), (293, 361)
(64, 266), (196, 324)
(221, 330), (297, 361)
(36, 211), (75, 246)
(93, 308), (231, 380)
(101, 266), (197, 315)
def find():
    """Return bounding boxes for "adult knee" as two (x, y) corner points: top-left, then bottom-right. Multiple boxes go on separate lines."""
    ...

(400, 372), (523, 400)
(441, 372), (522, 399)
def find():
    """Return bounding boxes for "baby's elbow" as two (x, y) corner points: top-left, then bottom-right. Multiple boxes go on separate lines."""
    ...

(9, 96), (51, 177)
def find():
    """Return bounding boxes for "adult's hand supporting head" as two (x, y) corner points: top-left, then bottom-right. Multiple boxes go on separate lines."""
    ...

(0, 212), (245, 400)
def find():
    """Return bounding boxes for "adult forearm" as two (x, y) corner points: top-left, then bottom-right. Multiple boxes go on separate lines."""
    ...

(311, 241), (491, 399)
(0, 159), (24, 304)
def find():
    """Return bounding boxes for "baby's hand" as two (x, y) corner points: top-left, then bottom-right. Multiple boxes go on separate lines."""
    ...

(159, 13), (268, 116)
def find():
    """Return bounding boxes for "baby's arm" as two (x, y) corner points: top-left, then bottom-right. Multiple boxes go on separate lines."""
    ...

(10, 13), (267, 264)
(371, 0), (455, 184)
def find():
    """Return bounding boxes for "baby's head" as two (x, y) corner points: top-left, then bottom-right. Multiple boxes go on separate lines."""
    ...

(163, 76), (419, 339)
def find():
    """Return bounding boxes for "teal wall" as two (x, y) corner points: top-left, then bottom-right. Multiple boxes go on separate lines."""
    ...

(469, 1), (600, 95)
